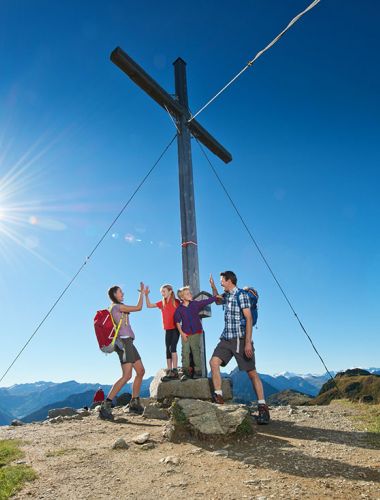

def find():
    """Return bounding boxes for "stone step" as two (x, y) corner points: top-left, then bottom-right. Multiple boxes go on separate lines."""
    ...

(150, 371), (233, 401)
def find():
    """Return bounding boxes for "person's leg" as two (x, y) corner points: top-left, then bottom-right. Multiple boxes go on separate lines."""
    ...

(132, 359), (145, 398)
(100, 362), (133, 420)
(170, 329), (180, 370)
(165, 331), (172, 371)
(210, 356), (223, 391)
(181, 337), (191, 378)
(190, 334), (202, 376)
(247, 369), (265, 401)
(107, 363), (133, 400)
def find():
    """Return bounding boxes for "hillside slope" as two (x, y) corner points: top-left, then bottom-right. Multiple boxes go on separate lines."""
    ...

(313, 369), (380, 405)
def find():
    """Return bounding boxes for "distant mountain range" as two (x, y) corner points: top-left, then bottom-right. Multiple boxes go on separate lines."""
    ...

(1, 368), (379, 425)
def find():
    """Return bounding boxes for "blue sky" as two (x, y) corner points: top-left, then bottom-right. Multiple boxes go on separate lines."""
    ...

(0, 0), (379, 386)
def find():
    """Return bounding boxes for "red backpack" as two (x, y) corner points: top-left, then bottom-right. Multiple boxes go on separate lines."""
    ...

(94, 306), (122, 353)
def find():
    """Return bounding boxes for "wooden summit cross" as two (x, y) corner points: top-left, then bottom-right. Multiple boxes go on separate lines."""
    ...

(110, 47), (232, 376)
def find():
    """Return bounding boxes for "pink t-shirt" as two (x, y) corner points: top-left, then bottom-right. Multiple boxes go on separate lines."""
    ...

(110, 303), (135, 339)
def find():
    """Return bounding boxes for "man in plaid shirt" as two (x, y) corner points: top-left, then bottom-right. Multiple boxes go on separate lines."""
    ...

(210, 270), (270, 425)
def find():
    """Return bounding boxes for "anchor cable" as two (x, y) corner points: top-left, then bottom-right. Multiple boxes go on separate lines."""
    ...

(195, 137), (339, 389)
(0, 133), (177, 384)
(189, 0), (321, 123)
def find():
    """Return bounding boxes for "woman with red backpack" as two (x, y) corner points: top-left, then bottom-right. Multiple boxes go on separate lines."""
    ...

(145, 284), (180, 380)
(99, 283), (146, 420)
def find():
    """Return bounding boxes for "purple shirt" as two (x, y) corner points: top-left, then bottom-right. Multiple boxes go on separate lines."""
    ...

(174, 297), (216, 335)
(110, 303), (135, 339)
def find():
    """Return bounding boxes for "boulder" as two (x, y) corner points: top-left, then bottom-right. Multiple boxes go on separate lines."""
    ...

(150, 370), (232, 402)
(49, 416), (64, 424)
(115, 392), (132, 407)
(64, 414), (83, 421)
(133, 432), (150, 444)
(360, 395), (374, 404)
(10, 419), (25, 426)
(48, 407), (78, 419)
(112, 438), (129, 450)
(143, 403), (169, 420)
(166, 399), (252, 441)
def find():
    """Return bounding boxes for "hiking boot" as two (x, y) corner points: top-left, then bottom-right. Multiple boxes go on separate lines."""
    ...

(193, 372), (203, 379)
(128, 397), (144, 415)
(256, 404), (270, 425)
(180, 373), (189, 381)
(99, 400), (114, 421)
(161, 369), (173, 382)
(170, 369), (179, 379)
(212, 392), (225, 404)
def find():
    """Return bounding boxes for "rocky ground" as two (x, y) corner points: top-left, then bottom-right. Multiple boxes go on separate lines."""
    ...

(1, 402), (379, 499)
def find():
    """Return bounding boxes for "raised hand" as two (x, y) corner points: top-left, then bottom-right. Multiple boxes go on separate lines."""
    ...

(144, 286), (150, 295)
(209, 274), (215, 287)
(140, 282), (145, 293)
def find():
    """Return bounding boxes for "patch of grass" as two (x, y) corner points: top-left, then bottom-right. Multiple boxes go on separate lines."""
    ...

(332, 401), (380, 448)
(170, 403), (188, 426)
(0, 440), (37, 499)
(236, 417), (253, 436)
(0, 440), (23, 467)
(46, 448), (78, 458)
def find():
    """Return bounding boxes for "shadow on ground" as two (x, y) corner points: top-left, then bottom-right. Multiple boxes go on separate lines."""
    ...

(188, 418), (380, 483)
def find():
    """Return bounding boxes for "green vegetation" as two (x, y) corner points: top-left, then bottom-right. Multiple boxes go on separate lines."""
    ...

(354, 404), (380, 448)
(0, 440), (36, 499)
(170, 402), (188, 426)
(236, 417), (253, 436)
(313, 372), (380, 405)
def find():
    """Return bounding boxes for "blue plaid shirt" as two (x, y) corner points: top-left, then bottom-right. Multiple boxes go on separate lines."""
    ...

(220, 287), (251, 340)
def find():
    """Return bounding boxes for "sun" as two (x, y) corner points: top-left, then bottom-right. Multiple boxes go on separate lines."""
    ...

(0, 138), (68, 275)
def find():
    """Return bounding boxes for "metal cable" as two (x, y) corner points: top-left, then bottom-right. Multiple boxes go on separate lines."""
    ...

(195, 137), (339, 390)
(189, 0), (321, 123)
(0, 134), (177, 384)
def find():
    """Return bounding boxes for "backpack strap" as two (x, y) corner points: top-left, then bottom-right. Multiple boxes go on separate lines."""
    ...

(109, 304), (123, 347)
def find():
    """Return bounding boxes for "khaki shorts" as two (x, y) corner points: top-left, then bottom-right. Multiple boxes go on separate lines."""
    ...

(212, 337), (256, 372)
(115, 338), (141, 365)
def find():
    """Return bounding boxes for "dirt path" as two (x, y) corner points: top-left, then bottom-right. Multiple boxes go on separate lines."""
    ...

(1, 403), (379, 499)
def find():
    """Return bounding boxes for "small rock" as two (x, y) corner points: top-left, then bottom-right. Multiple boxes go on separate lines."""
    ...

(133, 432), (150, 444)
(64, 414), (83, 421)
(78, 409), (91, 417)
(140, 442), (155, 450)
(11, 419), (25, 426)
(143, 403), (169, 420)
(161, 455), (180, 465)
(112, 438), (129, 450)
(211, 450), (229, 457)
(48, 407), (78, 419)
(49, 416), (64, 424)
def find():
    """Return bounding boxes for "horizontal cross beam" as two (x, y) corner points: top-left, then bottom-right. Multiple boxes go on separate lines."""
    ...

(110, 47), (232, 164)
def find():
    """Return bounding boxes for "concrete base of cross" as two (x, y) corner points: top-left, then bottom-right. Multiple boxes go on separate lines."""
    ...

(149, 369), (233, 402)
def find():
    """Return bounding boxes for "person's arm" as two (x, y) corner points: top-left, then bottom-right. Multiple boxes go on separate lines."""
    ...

(174, 308), (188, 343)
(242, 307), (253, 358)
(209, 274), (219, 296)
(195, 296), (220, 310)
(176, 322), (188, 343)
(210, 274), (225, 305)
(119, 282), (145, 313)
(144, 286), (158, 309)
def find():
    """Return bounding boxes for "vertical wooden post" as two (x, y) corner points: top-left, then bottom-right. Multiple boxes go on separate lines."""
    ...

(174, 58), (207, 377)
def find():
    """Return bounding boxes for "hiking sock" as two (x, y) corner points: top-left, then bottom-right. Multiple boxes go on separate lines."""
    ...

(258, 399), (266, 405)
(214, 390), (223, 396)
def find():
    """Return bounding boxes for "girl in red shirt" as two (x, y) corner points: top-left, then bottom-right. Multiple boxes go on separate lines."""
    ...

(145, 284), (180, 379)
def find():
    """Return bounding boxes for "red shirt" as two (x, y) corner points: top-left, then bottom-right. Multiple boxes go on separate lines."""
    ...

(156, 299), (180, 330)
